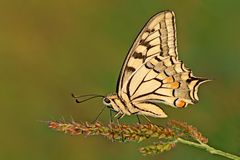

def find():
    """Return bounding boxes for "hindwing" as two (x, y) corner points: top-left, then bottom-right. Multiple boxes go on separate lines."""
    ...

(124, 55), (208, 108)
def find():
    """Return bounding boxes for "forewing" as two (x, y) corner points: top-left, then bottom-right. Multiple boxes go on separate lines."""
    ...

(117, 10), (177, 94)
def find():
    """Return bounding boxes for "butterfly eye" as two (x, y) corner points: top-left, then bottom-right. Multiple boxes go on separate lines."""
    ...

(103, 97), (111, 106)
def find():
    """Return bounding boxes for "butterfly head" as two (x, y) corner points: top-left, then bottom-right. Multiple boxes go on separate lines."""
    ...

(103, 97), (111, 106)
(102, 94), (125, 113)
(103, 94), (117, 108)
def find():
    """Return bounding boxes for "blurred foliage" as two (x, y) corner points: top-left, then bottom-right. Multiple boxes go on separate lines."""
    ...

(0, 0), (240, 160)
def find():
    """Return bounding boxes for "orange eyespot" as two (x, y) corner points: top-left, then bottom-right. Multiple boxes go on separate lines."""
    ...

(175, 99), (186, 108)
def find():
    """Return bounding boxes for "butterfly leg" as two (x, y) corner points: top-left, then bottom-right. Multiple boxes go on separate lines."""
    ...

(120, 132), (126, 143)
(114, 111), (121, 118)
(109, 110), (113, 123)
(142, 115), (152, 124)
(116, 118), (120, 125)
(115, 112), (125, 125)
(116, 114), (126, 143)
(136, 115), (141, 124)
(91, 106), (106, 123)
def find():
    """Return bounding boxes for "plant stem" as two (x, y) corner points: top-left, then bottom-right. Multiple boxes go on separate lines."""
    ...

(177, 138), (240, 160)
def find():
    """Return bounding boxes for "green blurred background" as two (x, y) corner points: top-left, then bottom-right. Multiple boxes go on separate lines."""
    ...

(0, 0), (240, 159)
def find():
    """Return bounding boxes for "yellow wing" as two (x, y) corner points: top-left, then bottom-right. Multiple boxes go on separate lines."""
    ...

(116, 10), (177, 94)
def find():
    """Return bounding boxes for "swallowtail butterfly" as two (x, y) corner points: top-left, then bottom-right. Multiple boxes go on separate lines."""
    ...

(75, 10), (209, 118)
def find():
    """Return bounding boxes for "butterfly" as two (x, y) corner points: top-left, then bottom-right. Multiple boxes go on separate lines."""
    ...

(74, 10), (209, 119)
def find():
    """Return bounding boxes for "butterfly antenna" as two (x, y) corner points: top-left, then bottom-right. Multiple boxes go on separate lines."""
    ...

(109, 110), (113, 123)
(74, 95), (104, 103)
(71, 93), (104, 98)
(71, 93), (104, 104)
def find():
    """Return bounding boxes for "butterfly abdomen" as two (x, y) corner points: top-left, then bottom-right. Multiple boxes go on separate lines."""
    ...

(132, 102), (167, 118)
